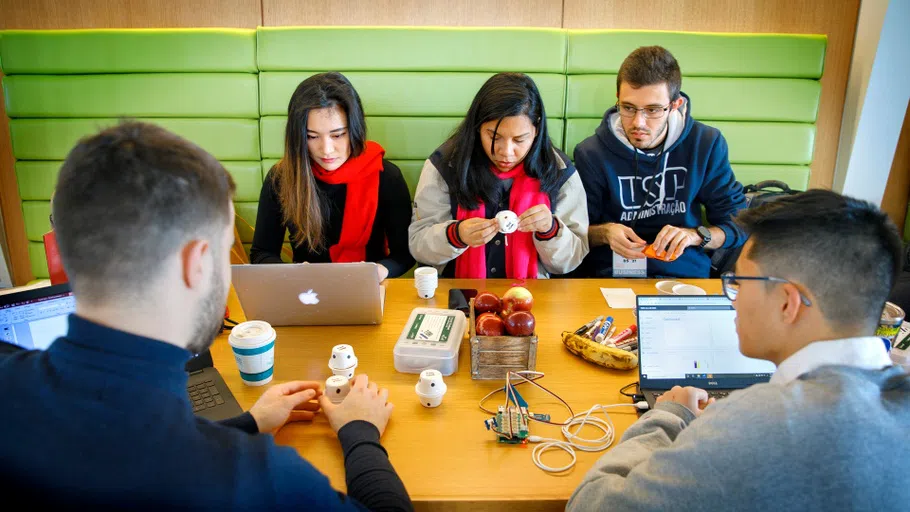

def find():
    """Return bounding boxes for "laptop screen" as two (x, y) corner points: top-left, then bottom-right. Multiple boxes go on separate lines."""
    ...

(637, 295), (775, 389)
(0, 284), (75, 351)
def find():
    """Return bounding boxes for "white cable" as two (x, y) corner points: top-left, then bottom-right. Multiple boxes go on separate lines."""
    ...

(528, 402), (649, 473)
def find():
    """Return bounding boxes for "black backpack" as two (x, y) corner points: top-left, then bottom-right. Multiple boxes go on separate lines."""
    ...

(709, 180), (801, 276)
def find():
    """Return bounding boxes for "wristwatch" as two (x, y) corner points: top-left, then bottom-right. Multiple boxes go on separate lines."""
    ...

(696, 226), (712, 248)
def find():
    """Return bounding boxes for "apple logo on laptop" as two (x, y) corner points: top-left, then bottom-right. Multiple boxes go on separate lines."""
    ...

(298, 289), (320, 305)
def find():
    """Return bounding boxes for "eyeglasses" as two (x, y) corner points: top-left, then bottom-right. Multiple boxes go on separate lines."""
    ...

(616, 102), (671, 119)
(720, 272), (813, 307)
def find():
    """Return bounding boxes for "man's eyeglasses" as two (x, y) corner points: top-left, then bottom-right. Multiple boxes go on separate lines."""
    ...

(616, 103), (671, 119)
(720, 272), (812, 306)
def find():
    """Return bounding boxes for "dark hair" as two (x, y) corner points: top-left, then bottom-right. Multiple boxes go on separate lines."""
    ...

(275, 72), (367, 250)
(736, 189), (902, 329)
(617, 46), (682, 101)
(442, 72), (560, 210)
(52, 121), (236, 300)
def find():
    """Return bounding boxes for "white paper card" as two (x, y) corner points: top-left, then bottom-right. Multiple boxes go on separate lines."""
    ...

(612, 252), (647, 278)
(601, 288), (637, 309)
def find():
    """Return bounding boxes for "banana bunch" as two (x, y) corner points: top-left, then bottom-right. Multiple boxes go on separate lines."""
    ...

(561, 331), (638, 370)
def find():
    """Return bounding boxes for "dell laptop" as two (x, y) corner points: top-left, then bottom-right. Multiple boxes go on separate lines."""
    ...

(231, 262), (385, 326)
(0, 283), (243, 421)
(637, 295), (775, 408)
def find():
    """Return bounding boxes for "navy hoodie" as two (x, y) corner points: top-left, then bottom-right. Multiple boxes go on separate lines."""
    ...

(574, 93), (747, 278)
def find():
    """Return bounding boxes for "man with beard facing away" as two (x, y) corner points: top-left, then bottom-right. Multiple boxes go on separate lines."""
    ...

(0, 122), (412, 510)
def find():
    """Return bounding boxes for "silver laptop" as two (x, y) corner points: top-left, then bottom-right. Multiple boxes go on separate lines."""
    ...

(637, 295), (775, 408)
(231, 262), (384, 327)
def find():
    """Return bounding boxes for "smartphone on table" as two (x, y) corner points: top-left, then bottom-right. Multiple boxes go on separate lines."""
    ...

(448, 288), (478, 315)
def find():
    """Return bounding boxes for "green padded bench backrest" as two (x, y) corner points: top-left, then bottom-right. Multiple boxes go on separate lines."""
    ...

(1, 29), (260, 278)
(565, 30), (826, 193)
(254, 26), (568, 256)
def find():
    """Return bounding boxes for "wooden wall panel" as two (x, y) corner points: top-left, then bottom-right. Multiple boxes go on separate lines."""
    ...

(262, 0), (563, 27)
(0, 0), (261, 29)
(882, 102), (910, 235)
(0, 71), (31, 285)
(563, 0), (861, 191)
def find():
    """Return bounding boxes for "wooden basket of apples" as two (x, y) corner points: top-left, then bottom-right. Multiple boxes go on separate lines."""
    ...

(469, 286), (538, 380)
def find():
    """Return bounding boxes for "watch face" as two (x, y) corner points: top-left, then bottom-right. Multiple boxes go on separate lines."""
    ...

(697, 226), (711, 241)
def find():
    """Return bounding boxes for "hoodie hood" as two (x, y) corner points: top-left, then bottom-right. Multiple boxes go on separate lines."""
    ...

(596, 92), (695, 162)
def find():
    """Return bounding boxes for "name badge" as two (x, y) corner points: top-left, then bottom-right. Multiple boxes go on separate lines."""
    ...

(613, 252), (647, 278)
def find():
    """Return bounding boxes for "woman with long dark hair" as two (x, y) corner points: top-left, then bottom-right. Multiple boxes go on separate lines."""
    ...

(251, 72), (414, 279)
(408, 72), (588, 278)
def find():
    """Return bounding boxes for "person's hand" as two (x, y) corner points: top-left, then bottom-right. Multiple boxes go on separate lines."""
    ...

(518, 204), (554, 233)
(318, 374), (394, 437)
(651, 225), (701, 261)
(457, 218), (499, 247)
(604, 223), (647, 259)
(248, 381), (322, 433)
(376, 264), (389, 282)
(656, 385), (715, 417)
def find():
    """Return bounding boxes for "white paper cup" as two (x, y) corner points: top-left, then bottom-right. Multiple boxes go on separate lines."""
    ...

(228, 320), (276, 386)
(414, 267), (438, 289)
(329, 344), (357, 370)
(325, 375), (351, 404)
(672, 283), (707, 296)
(656, 280), (681, 295)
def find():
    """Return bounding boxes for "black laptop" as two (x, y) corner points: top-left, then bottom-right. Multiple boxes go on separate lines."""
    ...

(0, 283), (243, 420)
(636, 295), (775, 408)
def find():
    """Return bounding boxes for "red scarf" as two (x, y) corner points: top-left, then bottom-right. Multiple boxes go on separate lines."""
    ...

(455, 162), (550, 279)
(312, 141), (385, 263)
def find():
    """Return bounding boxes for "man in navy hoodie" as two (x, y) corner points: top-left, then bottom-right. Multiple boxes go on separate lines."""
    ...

(574, 46), (747, 278)
(0, 122), (412, 510)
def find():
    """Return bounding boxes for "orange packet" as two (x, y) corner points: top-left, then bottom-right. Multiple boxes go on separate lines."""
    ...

(642, 244), (681, 262)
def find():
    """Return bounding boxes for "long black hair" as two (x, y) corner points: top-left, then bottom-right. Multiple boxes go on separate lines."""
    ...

(442, 72), (560, 210)
(275, 72), (367, 250)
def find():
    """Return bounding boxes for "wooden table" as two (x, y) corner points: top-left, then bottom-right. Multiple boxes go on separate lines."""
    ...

(212, 278), (722, 511)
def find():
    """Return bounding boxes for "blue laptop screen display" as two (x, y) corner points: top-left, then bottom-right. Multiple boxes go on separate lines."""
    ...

(0, 289), (75, 351)
(638, 296), (774, 388)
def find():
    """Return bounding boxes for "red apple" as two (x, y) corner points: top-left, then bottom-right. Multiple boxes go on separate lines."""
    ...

(501, 286), (533, 316)
(503, 311), (535, 337)
(476, 312), (504, 336)
(474, 291), (501, 314)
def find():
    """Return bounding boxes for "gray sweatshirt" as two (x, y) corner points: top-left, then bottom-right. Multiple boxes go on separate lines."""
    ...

(408, 148), (589, 277)
(567, 365), (910, 511)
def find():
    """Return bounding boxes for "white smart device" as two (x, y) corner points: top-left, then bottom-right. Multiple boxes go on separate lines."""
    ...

(393, 307), (467, 376)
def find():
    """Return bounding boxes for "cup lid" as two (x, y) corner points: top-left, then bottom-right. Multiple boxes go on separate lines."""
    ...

(229, 321), (274, 347)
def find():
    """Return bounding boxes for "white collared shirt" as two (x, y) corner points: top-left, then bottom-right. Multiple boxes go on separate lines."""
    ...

(770, 336), (893, 385)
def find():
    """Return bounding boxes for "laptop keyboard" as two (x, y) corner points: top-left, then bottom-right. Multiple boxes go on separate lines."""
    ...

(188, 378), (226, 412)
(653, 391), (730, 400)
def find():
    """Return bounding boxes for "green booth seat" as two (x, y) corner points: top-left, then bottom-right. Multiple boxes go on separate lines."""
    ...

(17, 160), (263, 202)
(3, 74), (259, 118)
(0, 29), (257, 74)
(566, 30), (826, 78)
(9, 118), (260, 161)
(257, 27), (567, 73)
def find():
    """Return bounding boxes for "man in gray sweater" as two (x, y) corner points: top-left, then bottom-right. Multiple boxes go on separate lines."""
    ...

(568, 189), (910, 510)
